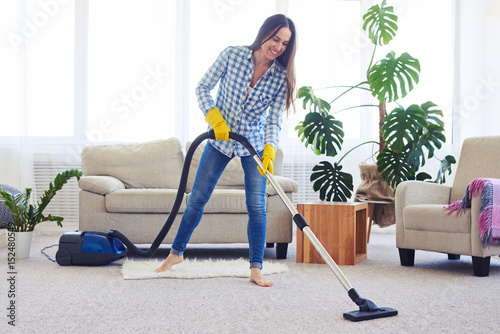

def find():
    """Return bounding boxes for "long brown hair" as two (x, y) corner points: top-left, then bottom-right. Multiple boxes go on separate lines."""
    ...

(249, 14), (297, 113)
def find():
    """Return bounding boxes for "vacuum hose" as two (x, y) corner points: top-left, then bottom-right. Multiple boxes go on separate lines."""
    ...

(108, 130), (260, 257)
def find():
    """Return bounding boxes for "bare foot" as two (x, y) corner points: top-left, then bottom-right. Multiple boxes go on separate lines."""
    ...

(154, 253), (183, 273)
(250, 267), (273, 287)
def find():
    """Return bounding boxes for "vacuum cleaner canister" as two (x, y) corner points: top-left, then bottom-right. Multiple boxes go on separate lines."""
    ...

(56, 231), (127, 266)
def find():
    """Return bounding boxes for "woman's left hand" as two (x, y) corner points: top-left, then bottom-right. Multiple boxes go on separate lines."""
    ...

(258, 145), (276, 180)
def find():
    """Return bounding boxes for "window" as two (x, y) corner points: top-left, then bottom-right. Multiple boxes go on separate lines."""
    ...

(1, 0), (74, 137)
(0, 2), (22, 137)
(1, 0), (454, 145)
(87, 0), (175, 143)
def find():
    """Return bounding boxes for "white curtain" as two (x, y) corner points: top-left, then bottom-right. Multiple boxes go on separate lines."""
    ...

(455, 0), (500, 143)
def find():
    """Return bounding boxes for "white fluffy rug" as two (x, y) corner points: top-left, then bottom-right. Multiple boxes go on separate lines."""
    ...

(122, 258), (289, 280)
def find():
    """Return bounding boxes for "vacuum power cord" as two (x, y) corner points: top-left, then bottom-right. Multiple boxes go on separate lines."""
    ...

(41, 244), (58, 262)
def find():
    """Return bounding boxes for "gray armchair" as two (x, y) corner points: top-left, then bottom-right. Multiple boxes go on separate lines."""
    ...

(395, 136), (500, 276)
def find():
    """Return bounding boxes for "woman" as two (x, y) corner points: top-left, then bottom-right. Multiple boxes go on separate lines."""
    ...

(155, 14), (297, 287)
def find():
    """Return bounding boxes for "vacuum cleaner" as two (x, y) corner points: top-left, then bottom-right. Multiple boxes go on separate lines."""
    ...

(56, 231), (126, 266)
(56, 130), (397, 322)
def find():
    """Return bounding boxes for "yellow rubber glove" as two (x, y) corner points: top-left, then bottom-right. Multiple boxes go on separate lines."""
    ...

(205, 108), (230, 141)
(258, 145), (276, 180)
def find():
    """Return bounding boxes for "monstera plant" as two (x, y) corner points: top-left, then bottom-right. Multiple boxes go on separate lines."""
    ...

(296, 0), (456, 202)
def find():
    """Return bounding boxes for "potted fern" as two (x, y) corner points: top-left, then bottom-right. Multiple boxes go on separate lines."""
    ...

(295, 0), (455, 204)
(0, 169), (82, 258)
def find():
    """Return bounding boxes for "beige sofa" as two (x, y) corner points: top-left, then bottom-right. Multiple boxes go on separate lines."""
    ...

(78, 137), (298, 258)
(396, 136), (500, 276)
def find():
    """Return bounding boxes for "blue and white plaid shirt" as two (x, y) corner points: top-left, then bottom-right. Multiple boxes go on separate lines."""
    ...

(196, 45), (287, 157)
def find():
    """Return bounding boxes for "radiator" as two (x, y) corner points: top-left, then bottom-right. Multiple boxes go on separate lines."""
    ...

(281, 162), (319, 205)
(33, 161), (81, 229)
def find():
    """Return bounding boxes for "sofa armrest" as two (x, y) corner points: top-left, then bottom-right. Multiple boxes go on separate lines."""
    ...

(395, 181), (452, 245)
(396, 180), (452, 207)
(266, 176), (299, 196)
(78, 176), (125, 195)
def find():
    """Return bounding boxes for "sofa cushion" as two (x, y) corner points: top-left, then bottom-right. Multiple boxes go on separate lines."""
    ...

(81, 138), (183, 189)
(105, 189), (186, 213)
(403, 204), (470, 234)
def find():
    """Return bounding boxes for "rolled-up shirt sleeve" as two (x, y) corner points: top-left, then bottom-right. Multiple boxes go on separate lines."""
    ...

(195, 47), (231, 116)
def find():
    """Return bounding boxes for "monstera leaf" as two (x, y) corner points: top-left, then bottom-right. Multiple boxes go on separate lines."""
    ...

(377, 149), (414, 188)
(406, 102), (446, 171)
(435, 155), (456, 184)
(381, 104), (427, 153)
(368, 51), (420, 103)
(295, 112), (344, 157)
(408, 124), (446, 170)
(362, 0), (398, 46)
(415, 172), (432, 182)
(297, 86), (331, 114)
(419, 102), (446, 154)
(310, 161), (353, 202)
(421, 101), (444, 127)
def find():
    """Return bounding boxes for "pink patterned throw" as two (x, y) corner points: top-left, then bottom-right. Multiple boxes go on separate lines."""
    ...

(444, 178), (500, 247)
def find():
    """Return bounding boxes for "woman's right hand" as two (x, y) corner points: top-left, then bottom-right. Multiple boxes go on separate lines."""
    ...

(205, 108), (230, 141)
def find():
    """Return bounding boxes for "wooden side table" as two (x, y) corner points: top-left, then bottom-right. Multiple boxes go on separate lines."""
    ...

(296, 202), (368, 265)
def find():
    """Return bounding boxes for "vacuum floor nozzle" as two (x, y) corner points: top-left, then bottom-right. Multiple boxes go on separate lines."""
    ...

(343, 288), (398, 321)
(343, 307), (398, 322)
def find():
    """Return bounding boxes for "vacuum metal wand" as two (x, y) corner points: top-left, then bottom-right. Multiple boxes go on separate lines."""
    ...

(247, 137), (397, 322)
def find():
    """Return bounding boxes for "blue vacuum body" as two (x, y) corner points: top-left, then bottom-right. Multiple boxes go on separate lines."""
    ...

(56, 231), (127, 266)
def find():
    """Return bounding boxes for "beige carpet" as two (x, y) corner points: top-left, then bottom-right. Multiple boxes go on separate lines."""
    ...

(1, 228), (499, 333)
(122, 258), (289, 280)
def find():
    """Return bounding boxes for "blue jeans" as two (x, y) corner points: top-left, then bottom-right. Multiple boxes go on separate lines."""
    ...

(171, 142), (267, 270)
